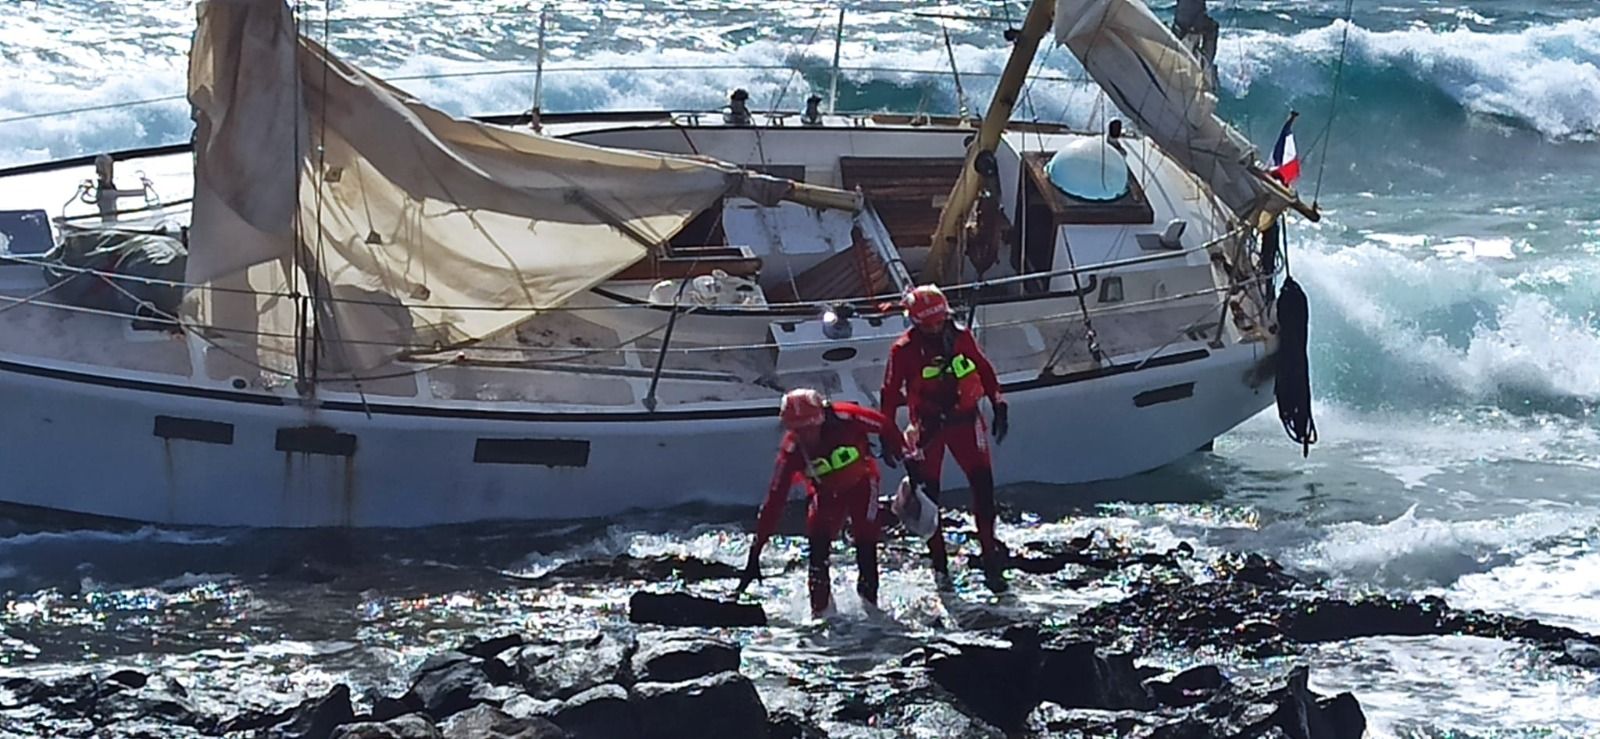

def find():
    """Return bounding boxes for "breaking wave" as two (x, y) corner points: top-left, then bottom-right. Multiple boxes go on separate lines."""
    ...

(1293, 237), (1600, 415)
(1221, 17), (1600, 142)
(2, 7), (1598, 171)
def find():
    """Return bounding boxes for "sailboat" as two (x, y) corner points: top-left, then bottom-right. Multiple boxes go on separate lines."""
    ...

(0, 0), (1315, 527)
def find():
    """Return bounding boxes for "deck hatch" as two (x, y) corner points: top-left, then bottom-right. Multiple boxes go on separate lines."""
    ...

(474, 438), (591, 467)
(1133, 382), (1195, 408)
(153, 415), (235, 445)
(276, 426), (357, 457)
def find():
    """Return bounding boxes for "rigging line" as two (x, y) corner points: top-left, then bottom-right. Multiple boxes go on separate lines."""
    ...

(308, 0), (338, 385)
(0, 96), (187, 125)
(291, 1), (309, 388)
(766, 4), (833, 114)
(938, 20), (970, 120)
(1311, 0), (1355, 208)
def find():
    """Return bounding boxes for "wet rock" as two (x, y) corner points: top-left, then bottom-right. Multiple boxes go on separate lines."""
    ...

(1565, 639), (1600, 667)
(406, 654), (507, 721)
(439, 703), (571, 739)
(222, 683), (352, 738)
(925, 627), (1152, 732)
(104, 669), (149, 690)
(1144, 664), (1227, 708)
(550, 684), (637, 738)
(631, 635), (741, 683)
(2, 673), (111, 715)
(460, 633), (527, 661)
(5, 672), (214, 733)
(275, 684), (356, 739)
(628, 591), (767, 627)
(1040, 637), (1158, 711)
(767, 711), (829, 739)
(369, 695), (421, 723)
(508, 631), (635, 700)
(331, 713), (443, 739)
(1076, 552), (1600, 663)
(632, 671), (768, 739)
(1011, 534), (1192, 575)
(500, 694), (561, 721)
(534, 555), (742, 584)
(97, 675), (210, 732)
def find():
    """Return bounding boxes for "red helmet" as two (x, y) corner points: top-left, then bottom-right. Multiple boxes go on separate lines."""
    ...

(904, 285), (949, 327)
(779, 388), (827, 430)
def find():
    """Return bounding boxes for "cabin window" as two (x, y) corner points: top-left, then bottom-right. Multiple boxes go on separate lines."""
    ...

(474, 438), (590, 468)
(1133, 382), (1195, 407)
(1099, 276), (1124, 304)
(153, 415), (234, 445)
(276, 426), (357, 457)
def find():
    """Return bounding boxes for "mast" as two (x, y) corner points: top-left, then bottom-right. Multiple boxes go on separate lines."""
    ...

(923, 0), (1054, 285)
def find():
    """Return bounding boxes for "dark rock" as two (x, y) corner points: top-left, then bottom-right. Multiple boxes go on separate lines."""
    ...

(1039, 638), (1155, 711)
(551, 684), (637, 738)
(222, 684), (353, 736)
(280, 684), (356, 739)
(461, 633), (527, 661)
(1075, 548), (1600, 662)
(1319, 691), (1368, 739)
(415, 651), (476, 677)
(500, 694), (561, 721)
(1267, 667), (1366, 739)
(1013, 533), (1189, 576)
(332, 713), (443, 739)
(1145, 665), (1228, 708)
(510, 632), (635, 700)
(926, 639), (1040, 731)
(534, 555), (741, 584)
(104, 669), (149, 689)
(96, 675), (210, 732)
(632, 671), (768, 739)
(370, 695), (421, 722)
(925, 630), (1152, 731)
(768, 711), (830, 739)
(469, 683), (525, 708)
(440, 704), (572, 739)
(628, 591), (767, 627)
(1565, 639), (1600, 667)
(631, 635), (741, 683)
(408, 659), (497, 721)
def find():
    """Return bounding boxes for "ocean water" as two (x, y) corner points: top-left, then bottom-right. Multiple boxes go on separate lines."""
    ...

(1, 2), (1599, 737)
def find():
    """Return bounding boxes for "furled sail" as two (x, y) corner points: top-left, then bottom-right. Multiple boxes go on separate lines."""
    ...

(1053, 0), (1292, 220)
(187, 0), (811, 373)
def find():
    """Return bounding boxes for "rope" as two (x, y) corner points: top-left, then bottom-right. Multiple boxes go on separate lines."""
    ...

(1311, 0), (1356, 207)
(766, 5), (833, 114)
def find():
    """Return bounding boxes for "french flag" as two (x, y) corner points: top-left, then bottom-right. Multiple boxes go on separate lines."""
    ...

(1270, 110), (1301, 187)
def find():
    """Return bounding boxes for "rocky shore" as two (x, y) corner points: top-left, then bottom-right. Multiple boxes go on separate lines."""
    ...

(3, 534), (1595, 738)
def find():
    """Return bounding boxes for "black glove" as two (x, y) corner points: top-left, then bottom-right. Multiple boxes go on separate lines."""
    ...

(734, 549), (762, 597)
(880, 442), (903, 469)
(991, 401), (1009, 445)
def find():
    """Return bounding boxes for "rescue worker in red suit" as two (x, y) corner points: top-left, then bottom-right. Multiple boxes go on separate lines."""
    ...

(881, 285), (1011, 591)
(736, 389), (905, 616)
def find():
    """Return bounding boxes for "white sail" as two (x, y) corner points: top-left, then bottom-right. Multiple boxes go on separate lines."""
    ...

(1054, 0), (1290, 219)
(187, 0), (783, 372)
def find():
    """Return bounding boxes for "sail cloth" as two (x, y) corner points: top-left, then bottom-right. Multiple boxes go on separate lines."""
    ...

(187, 0), (786, 371)
(1053, 0), (1291, 219)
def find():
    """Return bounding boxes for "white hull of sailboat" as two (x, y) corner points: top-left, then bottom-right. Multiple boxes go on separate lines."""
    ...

(0, 344), (1272, 528)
